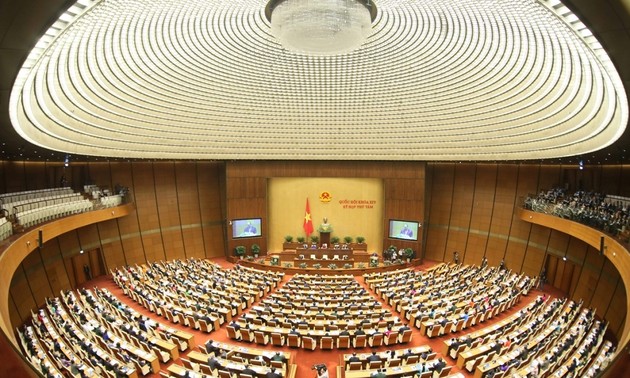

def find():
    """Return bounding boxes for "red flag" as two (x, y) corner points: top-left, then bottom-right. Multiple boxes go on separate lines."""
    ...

(303, 198), (314, 237)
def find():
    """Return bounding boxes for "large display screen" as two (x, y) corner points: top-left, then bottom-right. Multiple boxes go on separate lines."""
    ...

(232, 218), (262, 239)
(388, 219), (419, 241)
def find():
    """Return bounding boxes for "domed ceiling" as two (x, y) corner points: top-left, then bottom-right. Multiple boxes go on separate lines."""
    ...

(4, 0), (629, 161)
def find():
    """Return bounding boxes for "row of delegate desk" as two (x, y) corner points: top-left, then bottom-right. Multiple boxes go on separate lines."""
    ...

(168, 348), (291, 378)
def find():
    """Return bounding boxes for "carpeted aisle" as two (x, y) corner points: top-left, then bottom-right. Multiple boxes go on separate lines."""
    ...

(87, 259), (552, 378)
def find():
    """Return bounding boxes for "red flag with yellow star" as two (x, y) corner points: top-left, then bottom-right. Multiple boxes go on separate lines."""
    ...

(303, 198), (314, 237)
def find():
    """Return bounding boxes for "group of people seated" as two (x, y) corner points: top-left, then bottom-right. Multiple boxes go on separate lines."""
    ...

(525, 187), (630, 240)
(16, 254), (620, 378)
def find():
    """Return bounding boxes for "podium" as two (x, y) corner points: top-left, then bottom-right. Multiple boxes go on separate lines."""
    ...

(319, 231), (331, 246)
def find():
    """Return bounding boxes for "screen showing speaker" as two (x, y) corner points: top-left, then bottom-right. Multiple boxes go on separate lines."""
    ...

(388, 219), (419, 241)
(232, 218), (262, 239)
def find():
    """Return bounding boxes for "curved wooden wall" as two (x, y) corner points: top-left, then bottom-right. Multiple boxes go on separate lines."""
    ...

(519, 209), (630, 347)
(0, 203), (134, 344)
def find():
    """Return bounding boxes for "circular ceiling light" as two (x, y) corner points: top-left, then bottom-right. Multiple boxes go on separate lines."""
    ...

(266, 0), (377, 55)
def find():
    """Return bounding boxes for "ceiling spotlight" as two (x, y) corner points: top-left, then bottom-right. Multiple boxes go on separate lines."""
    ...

(266, 0), (377, 55)
(64, 154), (70, 167)
(562, 255), (567, 261)
(578, 160), (584, 170)
(79, 249), (84, 254)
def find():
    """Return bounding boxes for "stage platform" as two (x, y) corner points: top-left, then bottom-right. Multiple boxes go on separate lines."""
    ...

(235, 257), (421, 276)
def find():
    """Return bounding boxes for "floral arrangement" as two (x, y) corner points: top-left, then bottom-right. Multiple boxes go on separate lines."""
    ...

(299, 262), (308, 269)
(343, 263), (353, 269)
(357, 263), (366, 269)
(328, 263), (338, 270)
(313, 263), (322, 269)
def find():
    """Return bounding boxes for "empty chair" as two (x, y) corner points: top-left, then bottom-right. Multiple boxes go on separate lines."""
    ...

(270, 332), (284, 346)
(181, 358), (200, 373)
(320, 336), (334, 350)
(368, 360), (383, 369)
(399, 329), (413, 343)
(270, 360), (284, 369)
(171, 336), (188, 352)
(302, 337), (316, 350)
(132, 358), (151, 375)
(384, 331), (399, 345)
(405, 355), (419, 365)
(337, 335), (350, 349)
(347, 361), (362, 371)
(199, 319), (212, 333)
(465, 355), (485, 372)
(186, 314), (198, 329)
(287, 334), (301, 348)
(254, 331), (269, 345)
(152, 346), (171, 363)
(217, 370), (234, 378)
(369, 333), (384, 347)
(354, 334), (367, 348)
(388, 358), (402, 367)
(240, 328), (254, 343)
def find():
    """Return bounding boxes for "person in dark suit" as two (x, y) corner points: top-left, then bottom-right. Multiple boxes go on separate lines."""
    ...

(432, 358), (446, 372)
(371, 368), (387, 378)
(207, 357), (222, 371)
(271, 352), (287, 364)
(367, 351), (381, 363)
(265, 367), (282, 378)
(242, 365), (257, 377)
(205, 340), (219, 356)
(348, 353), (361, 363)
(399, 323), (411, 333)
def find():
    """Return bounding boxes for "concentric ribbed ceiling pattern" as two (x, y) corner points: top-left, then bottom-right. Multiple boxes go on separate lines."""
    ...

(9, 0), (628, 160)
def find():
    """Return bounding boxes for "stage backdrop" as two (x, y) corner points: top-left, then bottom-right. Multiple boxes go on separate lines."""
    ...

(268, 178), (384, 253)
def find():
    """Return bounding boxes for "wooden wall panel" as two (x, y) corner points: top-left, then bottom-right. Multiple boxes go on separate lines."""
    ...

(467, 166), (497, 262)
(154, 162), (185, 260)
(9, 267), (35, 324)
(97, 219), (126, 270)
(3, 161), (27, 192)
(176, 164), (204, 258)
(8, 296), (22, 333)
(591, 260), (620, 319)
(425, 228), (448, 261)
(607, 281), (627, 337)
(567, 238), (589, 298)
(573, 248), (606, 305)
(142, 233), (166, 263)
(444, 165), (475, 261)
(132, 163), (163, 262)
(20, 251), (51, 307)
(425, 164), (454, 260)
(121, 236), (145, 265)
(197, 162), (225, 258)
(537, 165), (562, 192)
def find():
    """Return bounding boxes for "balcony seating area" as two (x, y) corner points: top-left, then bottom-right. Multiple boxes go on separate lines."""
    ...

(0, 216), (12, 241)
